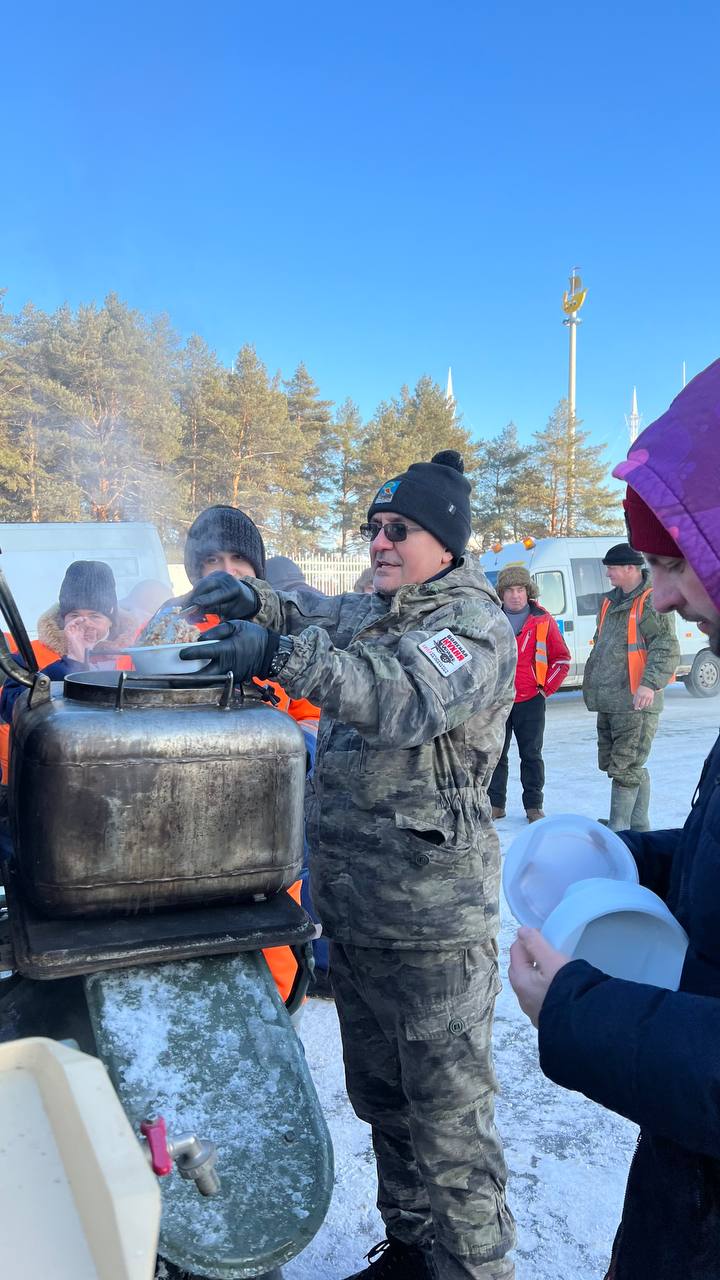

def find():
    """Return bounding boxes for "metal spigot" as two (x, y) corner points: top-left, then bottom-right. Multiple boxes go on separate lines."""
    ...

(166, 1132), (220, 1197)
(140, 1115), (220, 1197)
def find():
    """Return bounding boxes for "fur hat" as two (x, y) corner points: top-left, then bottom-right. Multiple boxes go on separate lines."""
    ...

(496, 564), (539, 600)
(601, 542), (645, 567)
(367, 449), (472, 558)
(184, 505), (266, 584)
(58, 561), (118, 624)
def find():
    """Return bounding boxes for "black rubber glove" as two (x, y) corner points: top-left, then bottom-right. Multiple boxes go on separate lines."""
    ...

(180, 620), (280, 683)
(183, 572), (259, 621)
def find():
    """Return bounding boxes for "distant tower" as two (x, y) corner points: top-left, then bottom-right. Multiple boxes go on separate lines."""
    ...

(561, 269), (588, 535)
(445, 367), (455, 408)
(625, 387), (642, 444)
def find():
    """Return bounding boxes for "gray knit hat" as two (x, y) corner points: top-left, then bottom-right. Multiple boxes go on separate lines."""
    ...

(184, 505), (266, 584)
(496, 564), (539, 601)
(58, 561), (118, 624)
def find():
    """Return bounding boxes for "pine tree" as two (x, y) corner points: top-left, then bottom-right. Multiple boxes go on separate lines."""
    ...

(30, 295), (184, 537)
(353, 376), (478, 518)
(196, 344), (307, 551)
(174, 334), (223, 524)
(473, 423), (536, 546)
(528, 400), (620, 536)
(282, 362), (334, 548)
(328, 398), (363, 552)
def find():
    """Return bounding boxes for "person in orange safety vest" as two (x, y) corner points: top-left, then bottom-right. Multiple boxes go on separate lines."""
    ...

(183, 505), (320, 1005)
(488, 563), (570, 823)
(0, 560), (137, 784)
(582, 542), (680, 832)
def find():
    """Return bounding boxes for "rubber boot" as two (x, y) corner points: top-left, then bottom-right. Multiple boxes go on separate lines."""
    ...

(608, 781), (640, 832)
(630, 768), (651, 831)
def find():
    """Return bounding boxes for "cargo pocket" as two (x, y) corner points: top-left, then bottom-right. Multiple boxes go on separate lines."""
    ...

(401, 964), (504, 1123)
(395, 788), (482, 855)
(404, 983), (491, 1044)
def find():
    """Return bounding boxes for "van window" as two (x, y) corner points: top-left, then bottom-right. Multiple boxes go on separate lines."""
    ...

(534, 571), (566, 615)
(571, 558), (608, 616)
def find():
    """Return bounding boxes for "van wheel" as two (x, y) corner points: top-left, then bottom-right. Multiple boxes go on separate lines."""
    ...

(683, 649), (720, 697)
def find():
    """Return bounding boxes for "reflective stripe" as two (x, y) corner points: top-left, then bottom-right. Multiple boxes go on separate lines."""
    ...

(535, 617), (550, 687)
(596, 588), (652, 695)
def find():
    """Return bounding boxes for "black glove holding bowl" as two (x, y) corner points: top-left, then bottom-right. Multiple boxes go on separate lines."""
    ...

(180, 571), (296, 684)
(179, 620), (281, 683)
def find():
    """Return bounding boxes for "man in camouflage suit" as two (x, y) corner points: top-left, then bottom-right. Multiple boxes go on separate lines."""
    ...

(582, 542), (679, 831)
(181, 450), (518, 1279)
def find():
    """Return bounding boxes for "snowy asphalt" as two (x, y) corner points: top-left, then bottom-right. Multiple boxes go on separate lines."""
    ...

(285, 686), (720, 1280)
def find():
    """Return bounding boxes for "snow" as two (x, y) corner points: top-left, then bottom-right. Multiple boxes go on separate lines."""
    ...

(284, 686), (720, 1280)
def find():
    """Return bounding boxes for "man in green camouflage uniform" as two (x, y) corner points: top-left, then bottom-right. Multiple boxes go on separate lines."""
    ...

(182, 451), (518, 1280)
(582, 542), (679, 831)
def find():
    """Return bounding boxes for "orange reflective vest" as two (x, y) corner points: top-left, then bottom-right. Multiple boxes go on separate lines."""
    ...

(0, 637), (61, 784)
(534, 617), (550, 687)
(597, 588), (652, 695)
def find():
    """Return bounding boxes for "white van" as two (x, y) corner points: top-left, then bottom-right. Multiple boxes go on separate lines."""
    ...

(480, 536), (719, 698)
(0, 522), (171, 640)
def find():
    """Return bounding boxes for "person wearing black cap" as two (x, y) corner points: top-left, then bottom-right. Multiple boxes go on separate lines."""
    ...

(581, 542), (679, 831)
(181, 451), (518, 1280)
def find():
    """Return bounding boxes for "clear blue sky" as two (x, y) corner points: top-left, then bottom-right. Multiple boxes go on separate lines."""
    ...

(3, 1), (719, 468)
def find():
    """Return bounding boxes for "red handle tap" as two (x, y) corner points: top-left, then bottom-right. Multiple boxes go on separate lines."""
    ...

(140, 1114), (173, 1176)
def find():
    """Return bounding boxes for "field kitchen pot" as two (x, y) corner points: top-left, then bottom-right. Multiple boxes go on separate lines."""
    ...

(0, 563), (306, 918)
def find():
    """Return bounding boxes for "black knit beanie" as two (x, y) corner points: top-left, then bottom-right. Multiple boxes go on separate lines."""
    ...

(58, 561), (118, 624)
(184, 505), (267, 584)
(367, 450), (472, 557)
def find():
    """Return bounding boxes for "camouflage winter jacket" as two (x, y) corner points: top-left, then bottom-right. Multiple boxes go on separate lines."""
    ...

(582, 570), (680, 715)
(251, 555), (516, 948)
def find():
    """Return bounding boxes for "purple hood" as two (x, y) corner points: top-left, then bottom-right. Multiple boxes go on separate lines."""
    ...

(613, 358), (720, 610)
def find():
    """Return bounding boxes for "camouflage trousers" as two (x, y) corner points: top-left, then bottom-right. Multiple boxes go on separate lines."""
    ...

(596, 712), (660, 787)
(330, 941), (516, 1279)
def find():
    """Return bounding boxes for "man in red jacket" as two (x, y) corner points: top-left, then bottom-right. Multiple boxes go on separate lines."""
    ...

(488, 564), (570, 822)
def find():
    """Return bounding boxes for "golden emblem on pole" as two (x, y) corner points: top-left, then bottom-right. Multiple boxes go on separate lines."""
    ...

(562, 271), (587, 315)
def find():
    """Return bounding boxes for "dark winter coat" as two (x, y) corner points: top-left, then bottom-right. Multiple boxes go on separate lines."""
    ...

(538, 728), (720, 1279)
(582, 570), (680, 714)
(511, 603), (570, 703)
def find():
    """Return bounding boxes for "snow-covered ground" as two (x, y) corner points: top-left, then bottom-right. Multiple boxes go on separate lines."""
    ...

(285, 686), (720, 1280)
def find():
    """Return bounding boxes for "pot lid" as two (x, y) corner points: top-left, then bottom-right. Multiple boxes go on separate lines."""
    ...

(62, 670), (265, 710)
(502, 814), (638, 929)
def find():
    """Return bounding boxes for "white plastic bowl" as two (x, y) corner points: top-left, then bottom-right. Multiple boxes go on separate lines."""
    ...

(503, 813), (638, 929)
(122, 642), (212, 675)
(542, 877), (688, 990)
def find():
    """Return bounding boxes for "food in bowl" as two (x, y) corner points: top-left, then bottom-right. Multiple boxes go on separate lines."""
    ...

(136, 607), (200, 648)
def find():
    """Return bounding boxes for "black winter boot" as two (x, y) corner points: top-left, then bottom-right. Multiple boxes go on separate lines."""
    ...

(343, 1236), (436, 1279)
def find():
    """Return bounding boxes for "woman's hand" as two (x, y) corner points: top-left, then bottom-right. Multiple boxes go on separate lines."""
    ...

(508, 927), (571, 1027)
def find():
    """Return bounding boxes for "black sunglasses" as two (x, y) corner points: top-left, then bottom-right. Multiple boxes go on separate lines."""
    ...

(359, 520), (423, 543)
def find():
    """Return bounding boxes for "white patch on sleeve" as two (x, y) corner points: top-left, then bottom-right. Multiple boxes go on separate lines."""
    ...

(418, 628), (472, 676)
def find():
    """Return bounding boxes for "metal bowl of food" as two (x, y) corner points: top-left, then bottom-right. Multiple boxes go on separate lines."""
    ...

(123, 642), (212, 675)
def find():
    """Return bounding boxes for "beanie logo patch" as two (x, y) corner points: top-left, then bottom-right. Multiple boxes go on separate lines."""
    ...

(375, 479), (400, 504)
(419, 628), (472, 677)
(448, 503), (456, 514)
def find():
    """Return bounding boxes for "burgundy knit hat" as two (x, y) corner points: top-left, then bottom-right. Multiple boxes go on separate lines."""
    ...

(624, 487), (682, 558)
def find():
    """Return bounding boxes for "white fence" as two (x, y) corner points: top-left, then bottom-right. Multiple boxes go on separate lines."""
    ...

(297, 554), (368, 594)
(168, 554), (369, 597)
